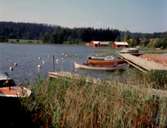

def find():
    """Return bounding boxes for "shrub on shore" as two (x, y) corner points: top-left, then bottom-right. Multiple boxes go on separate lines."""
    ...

(142, 70), (167, 89)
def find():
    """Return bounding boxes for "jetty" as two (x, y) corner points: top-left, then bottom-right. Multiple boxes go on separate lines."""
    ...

(48, 71), (101, 84)
(119, 53), (167, 72)
(48, 71), (81, 79)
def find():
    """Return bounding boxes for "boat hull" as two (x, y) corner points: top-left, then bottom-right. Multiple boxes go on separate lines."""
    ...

(0, 86), (31, 98)
(74, 62), (128, 71)
(87, 59), (125, 66)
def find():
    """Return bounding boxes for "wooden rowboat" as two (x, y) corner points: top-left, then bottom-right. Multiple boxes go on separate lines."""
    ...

(87, 59), (125, 66)
(74, 62), (128, 71)
(0, 73), (31, 98)
(120, 47), (143, 56)
(0, 86), (31, 98)
(87, 56), (126, 66)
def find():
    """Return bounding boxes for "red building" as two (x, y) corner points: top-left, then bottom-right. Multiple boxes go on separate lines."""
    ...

(87, 41), (110, 47)
(112, 41), (128, 48)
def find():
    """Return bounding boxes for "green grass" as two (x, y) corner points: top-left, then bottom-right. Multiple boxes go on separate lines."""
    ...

(17, 45), (167, 127)
(142, 47), (167, 54)
(8, 39), (44, 44)
(20, 74), (167, 128)
(145, 70), (167, 89)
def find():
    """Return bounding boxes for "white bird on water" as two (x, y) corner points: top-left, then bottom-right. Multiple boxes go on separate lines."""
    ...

(37, 64), (41, 69)
(37, 64), (41, 72)
(9, 62), (17, 71)
(13, 62), (17, 67)
(9, 66), (13, 71)
(56, 59), (59, 64)
(42, 60), (45, 65)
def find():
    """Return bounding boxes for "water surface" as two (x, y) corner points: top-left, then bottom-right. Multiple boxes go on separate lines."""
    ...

(0, 43), (122, 83)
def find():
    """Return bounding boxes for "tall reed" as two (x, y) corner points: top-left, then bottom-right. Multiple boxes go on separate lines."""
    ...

(20, 75), (167, 128)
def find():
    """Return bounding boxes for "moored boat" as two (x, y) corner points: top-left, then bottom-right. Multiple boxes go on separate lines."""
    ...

(120, 47), (143, 56)
(87, 55), (126, 66)
(74, 62), (128, 71)
(0, 73), (31, 98)
(88, 56), (114, 60)
(0, 86), (31, 98)
(0, 73), (16, 87)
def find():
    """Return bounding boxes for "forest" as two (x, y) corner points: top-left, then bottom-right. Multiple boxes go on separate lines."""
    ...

(0, 21), (167, 48)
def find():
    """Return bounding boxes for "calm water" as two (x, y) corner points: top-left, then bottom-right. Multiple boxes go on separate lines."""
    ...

(0, 43), (123, 84)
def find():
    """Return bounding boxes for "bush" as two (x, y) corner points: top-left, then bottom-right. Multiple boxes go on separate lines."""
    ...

(147, 38), (167, 49)
(146, 71), (167, 89)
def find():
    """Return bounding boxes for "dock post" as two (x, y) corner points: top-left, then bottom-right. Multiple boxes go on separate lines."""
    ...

(53, 55), (55, 71)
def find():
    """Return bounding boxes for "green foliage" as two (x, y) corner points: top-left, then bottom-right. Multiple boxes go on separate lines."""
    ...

(147, 38), (167, 49)
(0, 36), (8, 42)
(8, 39), (43, 44)
(21, 79), (56, 128)
(20, 76), (167, 128)
(155, 38), (167, 49)
(0, 21), (121, 44)
(127, 37), (140, 47)
(64, 39), (81, 44)
(147, 38), (157, 48)
(145, 71), (167, 89)
(1, 21), (167, 47)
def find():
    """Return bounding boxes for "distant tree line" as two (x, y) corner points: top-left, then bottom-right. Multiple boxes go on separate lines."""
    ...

(123, 31), (167, 49)
(0, 21), (166, 48)
(0, 22), (120, 44)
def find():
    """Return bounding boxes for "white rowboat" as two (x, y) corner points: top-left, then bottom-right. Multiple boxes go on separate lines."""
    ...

(74, 62), (128, 71)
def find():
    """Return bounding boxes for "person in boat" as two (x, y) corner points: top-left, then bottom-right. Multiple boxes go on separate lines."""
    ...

(0, 79), (16, 87)
(0, 73), (16, 87)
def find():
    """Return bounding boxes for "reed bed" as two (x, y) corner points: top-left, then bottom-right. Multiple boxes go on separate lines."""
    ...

(21, 74), (167, 128)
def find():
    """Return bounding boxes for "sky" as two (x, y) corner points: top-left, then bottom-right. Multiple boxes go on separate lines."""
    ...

(0, 0), (166, 33)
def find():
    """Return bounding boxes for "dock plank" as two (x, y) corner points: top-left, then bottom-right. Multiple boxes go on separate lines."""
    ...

(119, 53), (167, 71)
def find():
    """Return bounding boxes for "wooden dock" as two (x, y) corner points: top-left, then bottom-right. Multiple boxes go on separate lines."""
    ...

(119, 53), (167, 72)
(48, 71), (81, 79)
(48, 71), (100, 83)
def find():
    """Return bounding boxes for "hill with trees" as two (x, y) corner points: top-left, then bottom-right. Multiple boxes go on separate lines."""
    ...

(0, 21), (166, 48)
(0, 21), (120, 44)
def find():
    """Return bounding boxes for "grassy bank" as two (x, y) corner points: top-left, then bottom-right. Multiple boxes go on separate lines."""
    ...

(19, 72), (167, 128)
(8, 39), (44, 44)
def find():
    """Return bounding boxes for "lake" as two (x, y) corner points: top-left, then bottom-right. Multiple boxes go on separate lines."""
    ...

(0, 43), (127, 84)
